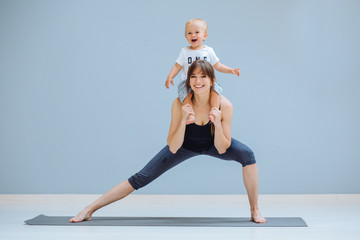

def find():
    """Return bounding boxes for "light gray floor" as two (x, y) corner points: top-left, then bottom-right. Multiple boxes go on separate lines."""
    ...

(1, 194), (359, 240)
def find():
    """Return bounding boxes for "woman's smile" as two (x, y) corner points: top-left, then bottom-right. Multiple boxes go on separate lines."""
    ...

(191, 79), (210, 92)
(194, 84), (205, 89)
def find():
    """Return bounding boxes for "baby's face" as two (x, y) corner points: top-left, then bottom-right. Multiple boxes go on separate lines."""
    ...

(185, 21), (208, 49)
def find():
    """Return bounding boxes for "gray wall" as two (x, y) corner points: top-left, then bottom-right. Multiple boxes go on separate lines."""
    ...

(1, 0), (359, 194)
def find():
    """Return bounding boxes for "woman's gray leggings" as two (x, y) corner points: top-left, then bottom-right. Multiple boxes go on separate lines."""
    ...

(128, 138), (256, 190)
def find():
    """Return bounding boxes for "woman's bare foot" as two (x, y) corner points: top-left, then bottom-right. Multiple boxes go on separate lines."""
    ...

(69, 208), (93, 223)
(251, 210), (267, 223)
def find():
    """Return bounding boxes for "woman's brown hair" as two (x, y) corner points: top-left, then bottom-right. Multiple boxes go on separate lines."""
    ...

(185, 60), (217, 134)
(185, 59), (216, 94)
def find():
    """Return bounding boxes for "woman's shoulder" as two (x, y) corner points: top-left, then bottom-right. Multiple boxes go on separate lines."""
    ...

(172, 97), (181, 106)
(171, 98), (182, 111)
(220, 96), (233, 110)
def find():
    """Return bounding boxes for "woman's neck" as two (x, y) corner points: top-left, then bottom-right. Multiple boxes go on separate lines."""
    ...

(192, 91), (210, 108)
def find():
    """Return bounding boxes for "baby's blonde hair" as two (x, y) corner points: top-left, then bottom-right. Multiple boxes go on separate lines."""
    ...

(185, 18), (208, 34)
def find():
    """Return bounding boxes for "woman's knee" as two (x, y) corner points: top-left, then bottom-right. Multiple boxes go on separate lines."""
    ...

(128, 172), (153, 190)
(230, 140), (256, 167)
(127, 146), (189, 190)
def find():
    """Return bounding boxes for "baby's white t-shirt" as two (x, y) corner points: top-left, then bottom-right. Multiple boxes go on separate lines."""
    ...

(176, 45), (219, 80)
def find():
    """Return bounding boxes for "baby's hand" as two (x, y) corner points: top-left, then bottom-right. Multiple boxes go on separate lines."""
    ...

(165, 78), (174, 89)
(232, 68), (240, 76)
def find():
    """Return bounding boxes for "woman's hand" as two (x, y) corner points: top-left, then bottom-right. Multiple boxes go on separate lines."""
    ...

(209, 107), (221, 126)
(182, 104), (195, 124)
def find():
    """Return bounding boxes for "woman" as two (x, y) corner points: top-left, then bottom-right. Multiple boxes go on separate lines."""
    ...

(70, 60), (267, 223)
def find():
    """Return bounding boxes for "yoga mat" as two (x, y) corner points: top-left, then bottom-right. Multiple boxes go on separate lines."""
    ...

(25, 215), (308, 227)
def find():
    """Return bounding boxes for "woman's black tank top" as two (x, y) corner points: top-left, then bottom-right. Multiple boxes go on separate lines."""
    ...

(182, 121), (214, 152)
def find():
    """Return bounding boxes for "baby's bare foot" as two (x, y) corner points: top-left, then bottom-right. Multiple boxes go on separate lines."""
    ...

(209, 114), (215, 123)
(186, 114), (195, 125)
(69, 209), (92, 223)
(251, 210), (267, 223)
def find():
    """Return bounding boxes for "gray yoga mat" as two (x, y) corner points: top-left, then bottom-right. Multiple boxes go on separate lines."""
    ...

(25, 215), (308, 227)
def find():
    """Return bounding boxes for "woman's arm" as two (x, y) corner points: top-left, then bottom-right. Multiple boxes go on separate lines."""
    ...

(167, 98), (194, 153)
(210, 96), (233, 154)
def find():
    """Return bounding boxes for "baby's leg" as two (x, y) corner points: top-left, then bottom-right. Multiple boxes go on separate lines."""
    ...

(183, 93), (195, 124)
(209, 89), (220, 122)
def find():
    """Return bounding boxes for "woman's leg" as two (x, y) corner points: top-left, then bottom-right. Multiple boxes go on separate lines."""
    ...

(70, 146), (197, 222)
(242, 164), (267, 223)
(205, 138), (267, 223)
(70, 180), (134, 222)
(128, 146), (197, 190)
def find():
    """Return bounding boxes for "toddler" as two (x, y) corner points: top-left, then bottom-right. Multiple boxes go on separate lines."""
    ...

(165, 18), (240, 124)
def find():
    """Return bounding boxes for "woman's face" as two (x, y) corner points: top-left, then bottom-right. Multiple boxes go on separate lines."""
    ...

(189, 67), (213, 94)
